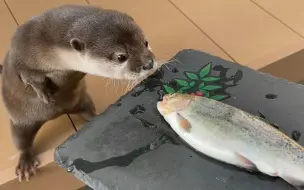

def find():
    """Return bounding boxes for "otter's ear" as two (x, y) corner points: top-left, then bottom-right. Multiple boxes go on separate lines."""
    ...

(70, 38), (86, 52)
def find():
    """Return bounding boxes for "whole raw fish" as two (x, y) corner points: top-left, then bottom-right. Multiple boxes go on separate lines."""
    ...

(157, 93), (304, 189)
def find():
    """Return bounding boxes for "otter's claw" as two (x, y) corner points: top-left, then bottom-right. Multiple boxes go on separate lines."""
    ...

(16, 152), (40, 182)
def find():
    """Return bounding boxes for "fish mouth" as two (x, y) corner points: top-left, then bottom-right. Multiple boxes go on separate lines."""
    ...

(157, 95), (173, 116)
(157, 100), (171, 116)
(156, 101), (165, 115)
(157, 93), (193, 116)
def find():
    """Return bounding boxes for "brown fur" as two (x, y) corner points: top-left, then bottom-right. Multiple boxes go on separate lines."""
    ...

(1, 4), (155, 181)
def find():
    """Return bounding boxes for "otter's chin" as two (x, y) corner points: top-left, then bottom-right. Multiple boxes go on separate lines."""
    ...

(140, 66), (158, 79)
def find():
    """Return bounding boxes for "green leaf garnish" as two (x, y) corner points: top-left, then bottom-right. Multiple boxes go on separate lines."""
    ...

(175, 79), (189, 87)
(189, 81), (196, 87)
(198, 82), (205, 89)
(202, 85), (222, 91)
(210, 95), (228, 101)
(177, 86), (191, 93)
(199, 89), (209, 97)
(202, 76), (220, 82)
(163, 85), (175, 94)
(199, 62), (212, 78)
(185, 72), (199, 80)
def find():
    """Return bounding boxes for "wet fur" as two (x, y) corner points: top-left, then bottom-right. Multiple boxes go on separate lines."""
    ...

(0, 5), (155, 181)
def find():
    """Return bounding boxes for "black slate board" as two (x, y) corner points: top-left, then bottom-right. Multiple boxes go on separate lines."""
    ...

(55, 49), (304, 190)
(78, 186), (93, 190)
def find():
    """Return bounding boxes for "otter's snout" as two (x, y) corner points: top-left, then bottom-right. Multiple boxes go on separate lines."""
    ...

(142, 60), (154, 70)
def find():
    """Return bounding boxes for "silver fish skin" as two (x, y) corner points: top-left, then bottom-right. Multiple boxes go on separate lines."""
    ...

(157, 93), (304, 189)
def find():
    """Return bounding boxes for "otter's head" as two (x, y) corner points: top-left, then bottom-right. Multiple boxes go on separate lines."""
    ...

(66, 9), (156, 81)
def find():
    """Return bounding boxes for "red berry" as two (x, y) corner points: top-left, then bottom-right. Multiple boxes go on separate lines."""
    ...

(196, 91), (203, 96)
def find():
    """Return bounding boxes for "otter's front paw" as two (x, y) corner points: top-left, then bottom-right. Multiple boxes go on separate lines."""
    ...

(16, 151), (40, 182)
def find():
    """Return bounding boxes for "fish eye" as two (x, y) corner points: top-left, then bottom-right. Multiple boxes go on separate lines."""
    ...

(117, 54), (128, 63)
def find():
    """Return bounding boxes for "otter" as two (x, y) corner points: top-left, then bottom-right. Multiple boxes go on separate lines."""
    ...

(0, 4), (157, 181)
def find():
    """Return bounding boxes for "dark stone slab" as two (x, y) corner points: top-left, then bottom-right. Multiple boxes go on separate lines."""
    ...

(55, 49), (304, 190)
(78, 186), (93, 190)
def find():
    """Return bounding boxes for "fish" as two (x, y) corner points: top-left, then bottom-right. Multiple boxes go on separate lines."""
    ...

(157, 93), (304, 189)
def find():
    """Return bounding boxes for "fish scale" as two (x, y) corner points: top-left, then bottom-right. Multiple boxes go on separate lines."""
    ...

(191, 97), (301, 157)
(157, 93), (304, 189)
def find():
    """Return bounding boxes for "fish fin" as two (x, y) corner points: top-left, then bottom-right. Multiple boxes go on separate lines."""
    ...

(281, 174), (304, 189)
(234, 153), (257, 172)
(253, 161), (278, 176)
(176, 113), (192, 132)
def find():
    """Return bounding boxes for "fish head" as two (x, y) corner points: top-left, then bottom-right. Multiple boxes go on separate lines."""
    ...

(157, 93), (194, 116)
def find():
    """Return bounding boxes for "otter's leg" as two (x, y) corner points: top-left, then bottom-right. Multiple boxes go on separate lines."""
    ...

(71, 93), (98, 121)
(11, 121), (44, 182)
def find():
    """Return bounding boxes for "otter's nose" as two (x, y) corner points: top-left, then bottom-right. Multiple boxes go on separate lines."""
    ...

(142, 60), (154, 70)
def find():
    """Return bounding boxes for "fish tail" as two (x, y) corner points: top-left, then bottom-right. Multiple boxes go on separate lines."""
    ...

(237, 155), (304, 189)
(281, 173), (304, 189)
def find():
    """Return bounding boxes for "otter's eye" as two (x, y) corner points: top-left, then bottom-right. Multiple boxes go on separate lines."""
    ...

(117, 54), (128, 63)
(144, 41), (148, 47)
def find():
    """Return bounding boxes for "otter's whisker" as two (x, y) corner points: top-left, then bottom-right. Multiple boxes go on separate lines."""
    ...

(105, 78), (112, 87)
(119, 80), (123, 95)
(114, 79), (119, 96)
(128, 80), (134, 92)
(115, 79), (119, 95)
(116, 80), (120, 96)
(119, 80), (124, 94)
(105, 78), (113, 97)
(170, 58), (184, 65)
(167, 59), (183, 66)
(131, 79), (137, 89)
(158, 59), (183, 67)
(157, 60), (171, 71)
(110, 79), (115, 95)
(124, 80), (131, 94)
(128, 79), (134, 92)
(163, 63), (170, 71)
